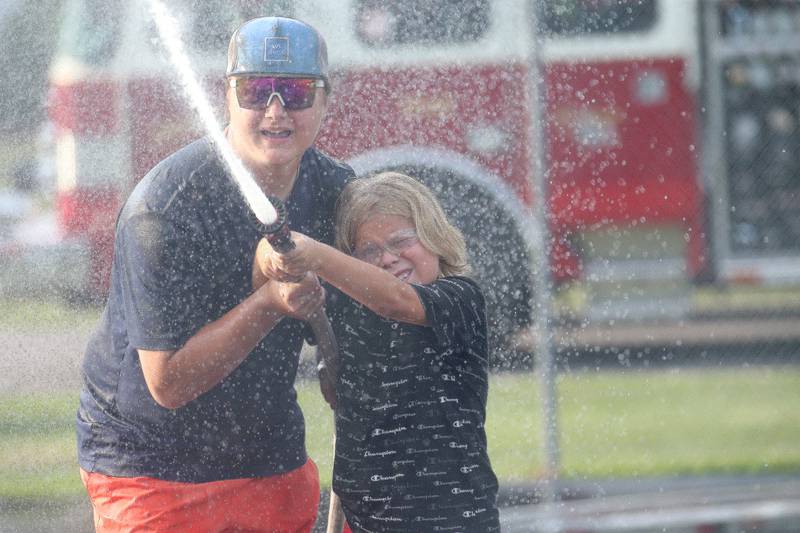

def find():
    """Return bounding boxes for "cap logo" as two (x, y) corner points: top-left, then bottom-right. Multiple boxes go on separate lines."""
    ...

(264, 37), (289, 62)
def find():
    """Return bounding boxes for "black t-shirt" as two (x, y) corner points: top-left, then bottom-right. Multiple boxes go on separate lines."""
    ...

(329, 277), (500, 533)
(77, 138), (354, 482)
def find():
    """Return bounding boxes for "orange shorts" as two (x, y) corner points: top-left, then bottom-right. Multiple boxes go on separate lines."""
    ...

(80, 459), (320, 533)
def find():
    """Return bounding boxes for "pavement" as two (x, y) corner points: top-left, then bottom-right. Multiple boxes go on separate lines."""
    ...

(4, 476), (800, 533)
(309, 476), (800, 532)
(517, 315), (800, 349)
(0, 324), (89, 395)
(499, 475), (800, 532)
(512, 315), (800, 371)
(511, 282), (800, 370)
(586, 314), (799, 345)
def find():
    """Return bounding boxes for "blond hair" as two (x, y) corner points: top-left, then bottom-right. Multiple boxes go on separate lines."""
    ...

(335, 172), (469, 277)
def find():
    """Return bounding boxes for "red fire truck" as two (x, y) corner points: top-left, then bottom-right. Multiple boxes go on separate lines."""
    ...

(44, 0), (800, 349)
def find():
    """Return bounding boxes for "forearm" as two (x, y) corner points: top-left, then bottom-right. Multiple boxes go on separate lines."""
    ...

(141, 284), (283, 409)
(313, 243), (426, 325)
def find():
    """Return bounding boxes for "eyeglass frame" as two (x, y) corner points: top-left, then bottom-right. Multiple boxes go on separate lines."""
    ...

(352, 228), (420, 266)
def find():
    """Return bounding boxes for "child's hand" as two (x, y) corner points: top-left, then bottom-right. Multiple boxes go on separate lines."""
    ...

(274, 232), (322, 276)
(255, 237), (304, 283)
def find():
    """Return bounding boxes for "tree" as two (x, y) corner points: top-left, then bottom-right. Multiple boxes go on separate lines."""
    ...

(0, 0), (62, 135)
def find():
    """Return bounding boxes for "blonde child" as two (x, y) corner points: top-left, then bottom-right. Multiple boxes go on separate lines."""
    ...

(275, 172), (500, 532)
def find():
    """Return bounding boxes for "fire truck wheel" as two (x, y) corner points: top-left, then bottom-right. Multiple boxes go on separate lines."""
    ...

(385, 165), (534, 370)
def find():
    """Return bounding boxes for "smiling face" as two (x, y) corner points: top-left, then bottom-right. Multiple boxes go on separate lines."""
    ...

(226, 81), (327, 180)
(353, 213), (441, 285)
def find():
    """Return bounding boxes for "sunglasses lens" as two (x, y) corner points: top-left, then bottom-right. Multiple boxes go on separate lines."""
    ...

(235, 78), (272, 109)
(275, 79), (317, 110)
(235, 78), (317, 110)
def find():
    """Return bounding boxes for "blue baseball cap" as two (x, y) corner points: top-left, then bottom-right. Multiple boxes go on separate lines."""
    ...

(226, 17), (329, 83)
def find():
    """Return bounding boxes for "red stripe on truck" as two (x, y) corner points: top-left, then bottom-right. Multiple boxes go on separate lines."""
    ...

(49, 81), (119, 136)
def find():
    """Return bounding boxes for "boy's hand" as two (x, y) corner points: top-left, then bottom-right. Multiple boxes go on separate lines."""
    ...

(267, 273), (326, 321)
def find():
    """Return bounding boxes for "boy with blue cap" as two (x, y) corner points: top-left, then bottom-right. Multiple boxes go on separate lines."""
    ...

(77, 17), (353, 532)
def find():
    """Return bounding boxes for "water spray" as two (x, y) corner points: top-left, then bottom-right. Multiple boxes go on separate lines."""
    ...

(145, 0), (277, 226)
(144, 7), (342, 526)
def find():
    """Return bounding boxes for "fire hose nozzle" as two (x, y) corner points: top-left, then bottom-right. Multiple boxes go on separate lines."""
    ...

(257, 196), (294, 253)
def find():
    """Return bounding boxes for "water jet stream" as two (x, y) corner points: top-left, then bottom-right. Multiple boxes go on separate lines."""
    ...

(145, 0), (277, 226)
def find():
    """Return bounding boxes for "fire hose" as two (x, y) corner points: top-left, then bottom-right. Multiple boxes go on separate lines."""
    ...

(257, 197), (345, 533)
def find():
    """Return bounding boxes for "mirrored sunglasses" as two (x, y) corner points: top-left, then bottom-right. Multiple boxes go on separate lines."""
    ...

(229, 77), (325, 111)
(353, 229), (419, 266)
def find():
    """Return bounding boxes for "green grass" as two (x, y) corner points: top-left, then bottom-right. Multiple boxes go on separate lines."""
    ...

(2, 367), (799, 503)
(0, 298), (100, 331)
(490, 367), (800, 480)
(0, 392), (81, 500)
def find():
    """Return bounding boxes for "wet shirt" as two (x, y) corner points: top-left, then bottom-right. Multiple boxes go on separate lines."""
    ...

(329, 277), (500, 533)
(77, 138), (353, 482)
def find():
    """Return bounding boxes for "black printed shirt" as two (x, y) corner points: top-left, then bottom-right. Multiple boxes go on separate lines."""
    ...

(329, 276), (500, 533)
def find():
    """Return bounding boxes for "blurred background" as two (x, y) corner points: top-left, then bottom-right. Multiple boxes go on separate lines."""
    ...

(1, 0), (799, 531)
